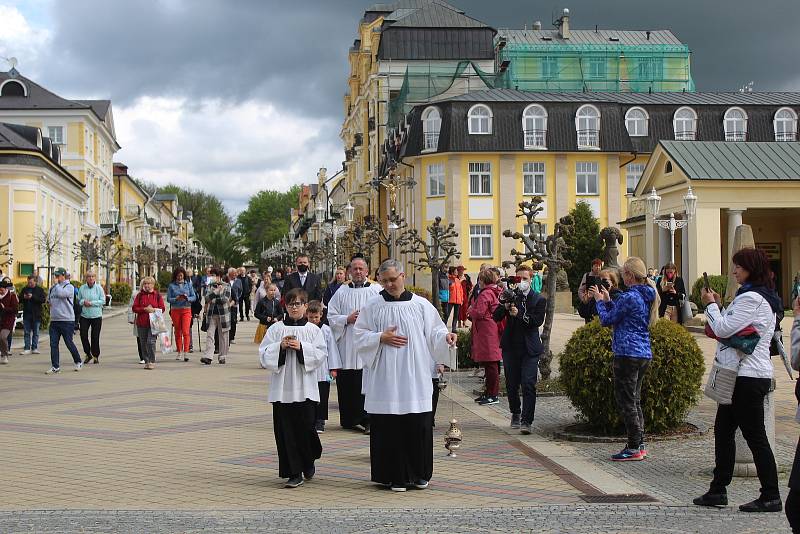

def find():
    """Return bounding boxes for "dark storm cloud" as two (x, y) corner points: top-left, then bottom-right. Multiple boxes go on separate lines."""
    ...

(43, 0), (799, 123)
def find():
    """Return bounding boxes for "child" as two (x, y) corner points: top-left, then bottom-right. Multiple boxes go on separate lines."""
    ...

(305, 300), (342, 433)
(259, 288), (327, 488)
(254, 283), (282, 344)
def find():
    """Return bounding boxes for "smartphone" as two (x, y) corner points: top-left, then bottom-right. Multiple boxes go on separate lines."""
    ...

(285, 335), (297, 341)
(702, 272), (710, 291)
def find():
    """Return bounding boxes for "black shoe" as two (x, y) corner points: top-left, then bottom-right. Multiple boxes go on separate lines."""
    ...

(315, 420), (325, 433)
(692, 492), (728, 507)
(200, 357), (212, 365)
(739, 498), (782, 513)
(474, 394), (486, 403)
(353, 424), (366, 433)
(478, 396), (499, 405)
(363, 424), (371, 435)
(303, 465), (315, 480)
(412, 479), (429, 490)
(510, 414), (521, 429)
(189, 348), (194, 353)
(92, 356), (99, 364)
(284, 476), (304, 488)
(519, 423), (532, 435)
(83, 355), (92, 364)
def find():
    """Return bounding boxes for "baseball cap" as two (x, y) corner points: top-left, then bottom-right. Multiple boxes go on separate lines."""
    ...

(53, 267), (67, 276)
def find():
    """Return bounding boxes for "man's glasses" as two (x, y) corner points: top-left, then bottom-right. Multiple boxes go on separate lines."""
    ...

(286, 302), (306, 308)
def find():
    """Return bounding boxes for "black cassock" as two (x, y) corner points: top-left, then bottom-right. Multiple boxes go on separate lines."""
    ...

(273, 400), (322, 478)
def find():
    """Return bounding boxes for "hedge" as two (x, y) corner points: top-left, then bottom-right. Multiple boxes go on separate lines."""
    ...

(689, 274), (728, 311)
(456, 328), (477, 369)
(559, 318), (704, 434)
(156, 271), (172, 292)
(110, 283), (132, 305)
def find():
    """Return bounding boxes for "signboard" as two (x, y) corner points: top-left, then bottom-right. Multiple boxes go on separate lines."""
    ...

(757, 243), (781, 261)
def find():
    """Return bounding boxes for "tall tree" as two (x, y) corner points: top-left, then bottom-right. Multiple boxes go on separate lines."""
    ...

(236, 186), (301, 262)
(157, 184), (231, 242)
(33, 227), (66, 285)
(563, 201), (603, 308)
(202, 226), (245, 267)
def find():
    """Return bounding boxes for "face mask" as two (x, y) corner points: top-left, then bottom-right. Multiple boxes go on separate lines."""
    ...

(297, 265), (309, 273)
(517, 280), (531, 293)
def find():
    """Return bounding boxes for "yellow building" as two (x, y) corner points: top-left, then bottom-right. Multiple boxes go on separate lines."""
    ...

(387, 89), (800, 290)
(0, 122), (88, 281)
(0, 68), (120, 282)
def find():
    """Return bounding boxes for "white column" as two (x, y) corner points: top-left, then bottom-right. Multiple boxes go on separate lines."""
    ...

(727, 209), (745, 260)
(658, 226), (671, 268)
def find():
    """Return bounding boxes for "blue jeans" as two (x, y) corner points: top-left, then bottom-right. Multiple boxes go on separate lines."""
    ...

(23, 315), (40, 350)
(502, 350), (540, 425)
(49, 320), (81, 369)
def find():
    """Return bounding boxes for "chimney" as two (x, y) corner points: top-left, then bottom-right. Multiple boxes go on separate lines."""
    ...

(558, 8), (570, 39)
(532, 20), (542, 30)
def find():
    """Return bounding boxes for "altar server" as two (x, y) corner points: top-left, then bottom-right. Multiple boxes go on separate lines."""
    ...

(354, 259), (457, 492)
(306, 300), (342, 433)
(259, 288), (327, 488)
(326, 255), (382, 432)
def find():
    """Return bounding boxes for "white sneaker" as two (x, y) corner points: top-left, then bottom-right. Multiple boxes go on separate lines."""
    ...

(139, 359), (146, 364)
(22, 349), (31, 355)
(74, 362), (83, 371)
(0, 356), (8, 364)
(175, 352), (183, 361)
(46, 366), (60, 374)
(32, 349), (41, 354)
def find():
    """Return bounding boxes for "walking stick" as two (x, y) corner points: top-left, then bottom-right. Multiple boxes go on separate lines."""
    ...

(196, 314), (202, 352)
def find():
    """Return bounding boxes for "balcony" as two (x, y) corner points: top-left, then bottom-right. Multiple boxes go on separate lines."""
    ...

(423, 131), (439, 151)
(675, 130), (696, 141)
(524, 129), (547, 149)
(776, 131), (797, 142)
(577, 129), (600, 150)
(725, 131), (746, 142)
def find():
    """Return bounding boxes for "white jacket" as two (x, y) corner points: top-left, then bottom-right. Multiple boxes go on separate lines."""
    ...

(705, 291), (775, 379)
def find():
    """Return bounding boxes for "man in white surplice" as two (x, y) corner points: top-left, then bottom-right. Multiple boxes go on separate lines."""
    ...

(354, 259), (457, 492)
(326, 256), (382, 432)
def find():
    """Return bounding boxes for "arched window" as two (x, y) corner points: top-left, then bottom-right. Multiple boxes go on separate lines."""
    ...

(774, 107), (798, 142)
(422, 107), (441, 151)
(724, 107), (747, 142)
(0, 79), (27, 97)
(522, 104), (547, 149)
(673, 107), (697, 140)
(625, 107), (649, 137)
(575, 104), (600, 149)
(665, 161), (673, 174)
(468, 104), (492, 134)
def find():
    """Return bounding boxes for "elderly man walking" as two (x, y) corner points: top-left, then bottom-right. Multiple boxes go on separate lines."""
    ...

(46, 268), (83, 374)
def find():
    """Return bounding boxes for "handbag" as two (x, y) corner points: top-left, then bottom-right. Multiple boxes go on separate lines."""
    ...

(704, 360), (738, 404)
(200, 313), (209, 332)
(704, 324), (760, 355)
(680, 298), (693, 323)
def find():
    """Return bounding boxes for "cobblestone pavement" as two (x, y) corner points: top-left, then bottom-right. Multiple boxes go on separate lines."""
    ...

(1, 312), (795, 532)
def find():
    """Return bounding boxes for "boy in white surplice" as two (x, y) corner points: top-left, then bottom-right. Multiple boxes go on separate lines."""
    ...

(259, 288), (327, 488)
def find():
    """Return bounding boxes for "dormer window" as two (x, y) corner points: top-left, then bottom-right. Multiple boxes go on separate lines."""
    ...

(468, 104), (492, 134)
(724, 107), (747, 142)
(0, 79), (27, 97)
(673, 107), (697, 140)
(422, 107), (441, 151)
(625, 107), (649, 137)
(774, 107), (797, 142)
(575, 104), (600, 149)
(522, 104), (547, 149)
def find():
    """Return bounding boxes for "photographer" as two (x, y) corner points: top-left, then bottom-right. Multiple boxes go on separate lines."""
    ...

(578, 259), (603, 323)
(492, 265), (547, 435)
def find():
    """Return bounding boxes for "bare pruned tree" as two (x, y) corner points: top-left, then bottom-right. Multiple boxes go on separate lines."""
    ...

(33, 226), (66, 286)
(501, 197), (574, 380)
(97, 235), (126, 289)
(397, 216), (460, 310)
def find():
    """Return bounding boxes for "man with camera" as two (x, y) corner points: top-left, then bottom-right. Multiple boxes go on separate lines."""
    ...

(493, 265), (547, 434)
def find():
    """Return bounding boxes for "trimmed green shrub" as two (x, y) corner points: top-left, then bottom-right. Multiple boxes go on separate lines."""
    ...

(559, 318), (704, 434)
(70, 280), (82, 289)
(456, 328), (476, 369)
(12, 284), (50, 330)
(156, 271), (172, 292)
(407, 285), (432, 302)
(689, 274), (727, 311)
(110, 283), (132, 306)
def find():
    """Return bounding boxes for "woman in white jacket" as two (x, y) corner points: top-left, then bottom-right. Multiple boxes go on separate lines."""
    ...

(694, 248), (782, 513)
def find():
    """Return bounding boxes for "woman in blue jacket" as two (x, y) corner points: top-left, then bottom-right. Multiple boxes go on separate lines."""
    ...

(167, 267), (197, 362)
(591, 256), (659, 462)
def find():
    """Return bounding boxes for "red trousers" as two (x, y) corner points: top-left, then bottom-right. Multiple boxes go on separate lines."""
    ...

(170, 308), (192, 353)
(482, 361), (500, 397)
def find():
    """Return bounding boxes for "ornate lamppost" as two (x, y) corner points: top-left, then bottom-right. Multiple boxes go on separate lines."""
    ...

(646, 187), (698, 266)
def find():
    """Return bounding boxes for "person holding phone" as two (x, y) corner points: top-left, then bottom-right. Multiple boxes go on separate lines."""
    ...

(167, 267), (197, 362)
(657, 262), (687, 324)
(578, 259), (603, 323)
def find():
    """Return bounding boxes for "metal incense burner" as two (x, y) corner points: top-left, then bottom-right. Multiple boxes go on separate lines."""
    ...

(444, 419), (462, 457)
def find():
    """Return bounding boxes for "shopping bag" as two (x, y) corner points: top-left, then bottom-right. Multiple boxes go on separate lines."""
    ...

(149, 310), (168, 335)
(158, 331), (174, 354)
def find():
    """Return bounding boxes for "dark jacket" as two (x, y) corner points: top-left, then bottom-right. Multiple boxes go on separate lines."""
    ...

(282, 271), (322, 302)
(597, 284), (656, 359)
(228, 276), (243, 307)
(0, 291), (19, 330)
(20, 285), (46, 321)
(657, 275), (687, 322)
(493, 290), (547, 356)
(323, 281), (342, 306)
(238, 274), (252, 297)
(254, 297), (283, 326)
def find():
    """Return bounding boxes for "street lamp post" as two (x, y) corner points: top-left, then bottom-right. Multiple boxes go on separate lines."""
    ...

(646, 187), (698, 266)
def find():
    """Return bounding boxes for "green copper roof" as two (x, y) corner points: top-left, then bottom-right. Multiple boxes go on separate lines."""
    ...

(661, 141), (800, 181)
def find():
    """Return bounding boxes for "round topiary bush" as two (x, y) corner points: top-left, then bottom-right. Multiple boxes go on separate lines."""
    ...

(110, 282), (132, 306)
(689, 274), (727, 311)
(559, 318), (704, 434)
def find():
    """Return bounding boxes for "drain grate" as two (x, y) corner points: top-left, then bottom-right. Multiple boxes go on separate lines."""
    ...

(580, 493), (659, 503)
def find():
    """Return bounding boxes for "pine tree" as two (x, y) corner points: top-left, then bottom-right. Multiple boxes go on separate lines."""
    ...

(563, 201), (603, 308)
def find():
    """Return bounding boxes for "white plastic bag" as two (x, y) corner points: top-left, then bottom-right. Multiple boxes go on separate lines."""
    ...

(158, 331), (174, 354)
(149, 310), (168, 335)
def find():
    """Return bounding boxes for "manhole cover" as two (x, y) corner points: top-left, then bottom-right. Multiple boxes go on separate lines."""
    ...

(581, 493), (660, 503)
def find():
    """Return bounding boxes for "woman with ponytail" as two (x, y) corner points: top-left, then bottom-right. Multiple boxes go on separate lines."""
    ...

(590, 257), (659, 462)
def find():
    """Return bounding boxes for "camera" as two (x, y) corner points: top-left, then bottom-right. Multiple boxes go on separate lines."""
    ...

(499, 275), (524, 304)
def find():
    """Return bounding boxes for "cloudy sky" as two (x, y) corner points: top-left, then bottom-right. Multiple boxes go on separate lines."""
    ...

(1, 0), (799, 214)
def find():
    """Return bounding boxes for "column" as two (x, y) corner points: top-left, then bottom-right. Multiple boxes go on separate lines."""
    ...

(606, 154), (621, 227)
(498, 155), (516, 262)
(658, 225), (671, 268)
(686, 206), (721, 288)
(727, 209), (745, 260)
(555, 155), (568, 218)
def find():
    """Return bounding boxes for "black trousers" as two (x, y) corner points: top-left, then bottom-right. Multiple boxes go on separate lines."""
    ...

(272, 400), (322, 479)
(788, 436), (800, 532)
(370, 412), (433, 486)
(316, 381), (330, 421)
(502, 349), (539, 425)
(229, 307), (237, 342)
(431, 378), (440, 426)
(710, 377), (780, 501)
(336, 369), (368, 428)
(136, 335), (144, 361)
(79, 317), (102, 357)
(613, 357), (650, 449)
(240, 296), (251, 321)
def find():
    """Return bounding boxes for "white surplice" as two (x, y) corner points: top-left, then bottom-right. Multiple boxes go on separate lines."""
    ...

(259, 320), (327, 403)
(354, 292), (450, 415)
(314, 323), (342, 383)
(326, 283), (383, 370)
